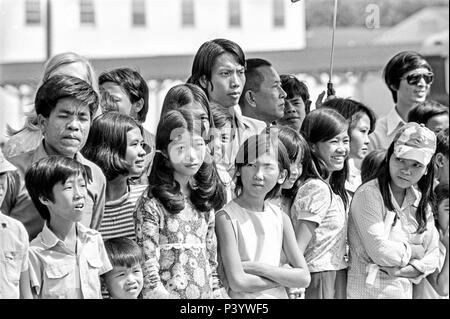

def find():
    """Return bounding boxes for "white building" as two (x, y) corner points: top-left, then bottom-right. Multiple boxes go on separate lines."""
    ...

(0, 0), (306, 63)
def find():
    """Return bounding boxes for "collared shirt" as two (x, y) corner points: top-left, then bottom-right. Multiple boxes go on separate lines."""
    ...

(347, 179), (440, 299)
(0, 213), (29, 299)
(28, 222), (112, 299)
(1, 141), (107, 240)
(369, 107), (405, 152)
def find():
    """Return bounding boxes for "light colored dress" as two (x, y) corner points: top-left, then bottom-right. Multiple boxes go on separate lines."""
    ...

(217, 200), (288, 299)
(134, 193), (219, 299)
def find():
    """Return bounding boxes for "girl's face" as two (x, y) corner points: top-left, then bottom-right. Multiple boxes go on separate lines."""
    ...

(282, 154), (303, 190)
(211, 122), (232, 164)
(389, 155), (427, 190)
(42, 174), (87, 223)
(168, 131), (206, 179)
(180, 102), (210, 137)
(125, 127), (146, 176)
(239, 150), (286, 198)
(396, 67), (431, 106)
(426, 114), (449, 135)
(104, 263), (144, 299)
(206, 52), (245, 108)
(438, 198), (449, 231)
(350, 113), (371, 160)
(314, 130), (350, 172)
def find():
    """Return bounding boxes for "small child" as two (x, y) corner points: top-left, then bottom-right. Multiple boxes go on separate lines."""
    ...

(0, 150), (32, 299)
(25, 156), (112, 299)
(416, 183), (449, 299)
(102, 238), (144, 299)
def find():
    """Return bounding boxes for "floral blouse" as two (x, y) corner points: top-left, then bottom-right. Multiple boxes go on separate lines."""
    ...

(134, 192), (220, 299)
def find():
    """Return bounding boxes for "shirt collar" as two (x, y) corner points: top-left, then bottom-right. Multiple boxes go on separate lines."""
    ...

(386, 107), (405, 136)
(388, 183), (420, 212)
(41, 222), (96, 250)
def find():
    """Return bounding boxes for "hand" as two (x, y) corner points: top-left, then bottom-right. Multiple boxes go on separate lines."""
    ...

(379, 266), (401, 277)
(410, 244), (425, 260)
(315, 91), (336, 109)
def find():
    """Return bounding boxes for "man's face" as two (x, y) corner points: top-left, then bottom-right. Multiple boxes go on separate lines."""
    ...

(396, 67), (432, 107)
(40, 97), (91, 158)
(253, 66), (287, 123)
(100, 82), (134, 116)
(277, 97), (306, 131)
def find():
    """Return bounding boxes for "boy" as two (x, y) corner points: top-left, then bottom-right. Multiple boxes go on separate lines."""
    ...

(0, 150), (32, 299)
(25, 156), (112, 299)
(102, 238), (144, 299)
(435, 128), (449, 186)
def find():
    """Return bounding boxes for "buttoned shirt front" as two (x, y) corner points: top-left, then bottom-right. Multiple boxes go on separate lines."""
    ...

(28, 222), (112, 299)
(1, 141), (106, 240)
(369, 107), (405, 152)
(0, 213), (29, 299)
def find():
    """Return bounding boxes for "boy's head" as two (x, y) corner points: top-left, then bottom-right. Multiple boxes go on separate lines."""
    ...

(25, 156), (89, 222)
(103, 238), (144, 299)
(434, 182), (449, 231)
(407, 99), (449, 134)
(435, 128), (449, 184)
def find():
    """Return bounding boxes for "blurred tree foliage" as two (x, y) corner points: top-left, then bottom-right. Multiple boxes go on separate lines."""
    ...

(305, 0), (449, 29)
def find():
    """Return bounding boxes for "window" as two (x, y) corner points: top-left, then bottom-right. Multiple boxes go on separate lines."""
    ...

(181, 0), (195, 27)
(132, 0), (146, 26)
(273, 0), (285, 27)
(25, 0), (41, 25)
(228, 0), (241, 27)
(80, 0), (95, 25)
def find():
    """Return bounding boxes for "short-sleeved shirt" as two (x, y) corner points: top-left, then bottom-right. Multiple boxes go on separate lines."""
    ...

(99, 183), (147, 241)
(368, 107), (405, 152)
(291, 178), (348, 272)
(1, 141), (107, 240)
(0, 213), (29, 299)
(28, 222), (112, 299)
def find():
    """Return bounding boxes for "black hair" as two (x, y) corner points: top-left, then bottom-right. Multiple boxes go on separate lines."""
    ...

(35, 74), (99, 119)
(148, 109), (225, 214)
(82, 112), (143, 181)
(104, 237), (144, 268)
(436, 127), (449, 158)
(99, 68), (149, 123)
(25, 156), (88, 222)
(300, 108), (349, 208)
(188, 38), (246, 97)
(377, 133), (436, 234)
(323, 97), (377, 134)
(234, 128), (290, 200)
(407, 100), (448, 130)
(383, 51), (432, 103)
(280, 74), (311, 114)
(238, 58), (272, 107)
(361, 149), (386, 184)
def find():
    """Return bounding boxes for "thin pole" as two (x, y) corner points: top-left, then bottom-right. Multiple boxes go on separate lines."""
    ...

(46, 0), (52, 59)
(327, 0), (338, 96)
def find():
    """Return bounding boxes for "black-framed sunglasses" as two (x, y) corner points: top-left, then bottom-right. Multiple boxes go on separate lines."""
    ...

(402, 72), (434, 86)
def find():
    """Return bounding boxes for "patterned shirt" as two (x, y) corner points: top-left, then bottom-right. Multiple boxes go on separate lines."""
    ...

(99, 184), (147, 241)
(291, 178), (348, 272)
(134, 193), (219, 299)
(347, 179), (440, 299)
(28, 222), (112, 299)
(0, 213), (29, 299)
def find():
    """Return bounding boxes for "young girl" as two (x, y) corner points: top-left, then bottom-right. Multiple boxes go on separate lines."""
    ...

(293, 108), (350, 299)
(102, 237), (144, 299)
(134, 109), (225, 299)
(215, 130), (310, 299)
(415, 182), (449, 299)
(347, 122), (440, 299)
(82, 112), (147, 241)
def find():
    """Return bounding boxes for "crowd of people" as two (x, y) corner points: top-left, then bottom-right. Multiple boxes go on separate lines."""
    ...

(0, 38), (448, 300)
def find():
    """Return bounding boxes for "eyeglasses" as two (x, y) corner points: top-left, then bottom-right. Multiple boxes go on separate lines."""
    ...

(401, 72), (434, 86)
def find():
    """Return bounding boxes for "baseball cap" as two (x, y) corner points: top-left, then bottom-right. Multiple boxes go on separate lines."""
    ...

(0, 149), (16, 173)
(393, 122), (436, 166)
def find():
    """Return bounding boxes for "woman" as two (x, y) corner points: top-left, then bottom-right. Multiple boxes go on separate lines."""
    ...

(347, 122), (440, 299)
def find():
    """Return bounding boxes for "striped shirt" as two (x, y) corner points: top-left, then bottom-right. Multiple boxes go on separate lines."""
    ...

(99, 184), (147, 241)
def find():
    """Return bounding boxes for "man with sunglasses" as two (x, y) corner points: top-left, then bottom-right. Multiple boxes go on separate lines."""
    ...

(369, 51), (434, 152)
